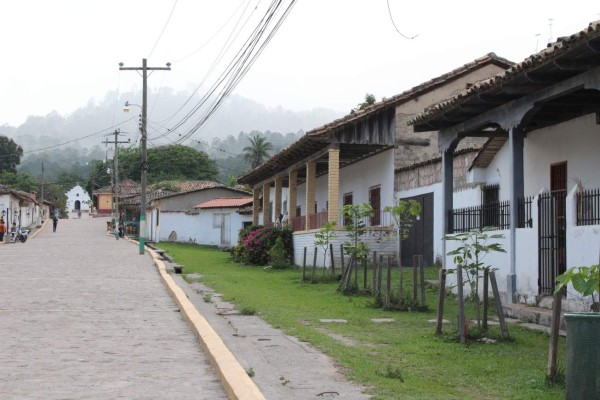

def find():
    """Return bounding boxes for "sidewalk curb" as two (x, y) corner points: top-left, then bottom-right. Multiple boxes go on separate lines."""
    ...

(138, 241), (266, 400)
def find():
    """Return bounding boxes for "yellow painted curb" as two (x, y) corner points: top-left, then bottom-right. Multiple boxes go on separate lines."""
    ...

(134, 240), (266, 400)
(29, 219), (49, 239)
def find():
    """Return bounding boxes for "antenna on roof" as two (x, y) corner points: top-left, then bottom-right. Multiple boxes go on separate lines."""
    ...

(548, 18), (554, 43)
(535, 33), (540, 52)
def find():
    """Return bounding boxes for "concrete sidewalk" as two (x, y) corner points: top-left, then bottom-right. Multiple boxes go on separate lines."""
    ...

(0, 216), (227, 399)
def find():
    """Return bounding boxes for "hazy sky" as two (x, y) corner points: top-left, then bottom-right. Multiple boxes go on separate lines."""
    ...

(1, 0), (599, 131)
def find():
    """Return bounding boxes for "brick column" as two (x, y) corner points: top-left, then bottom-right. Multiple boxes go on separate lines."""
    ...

(274, 177), (282, 220)
(262, 182), (271, 226)
(288, 170), (297, 218)
(252, 187), (260, 226)
(328, 147), (340, 224)
(305, 161), (316, 230)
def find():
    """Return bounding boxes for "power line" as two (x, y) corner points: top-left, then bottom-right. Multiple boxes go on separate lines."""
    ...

(169, 0), (298, 144)
(386, 0), (418, 40)
(148, 0), (179, 59)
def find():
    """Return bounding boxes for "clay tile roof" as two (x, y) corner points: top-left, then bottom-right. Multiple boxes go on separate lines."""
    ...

(194, 197), (253, 209)
(150, 180), (221, 192)
(410, 20), (600, 127)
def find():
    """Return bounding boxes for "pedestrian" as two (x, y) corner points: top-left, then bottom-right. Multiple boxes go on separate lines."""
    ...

(0, 218), (6, 242)
(10, 222), (17, 242)
(53, 215), (58, 232)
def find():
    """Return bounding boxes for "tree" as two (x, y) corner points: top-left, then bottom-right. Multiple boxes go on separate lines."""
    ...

(0, 135), (24, 173)
(339, 203), (373, 292)
(117, 145), (218, 184)
(243, 134), (273, 169)
(350, 93), (376, 115)
(0, 171), (38, 192)
(384, 199), (422, 300)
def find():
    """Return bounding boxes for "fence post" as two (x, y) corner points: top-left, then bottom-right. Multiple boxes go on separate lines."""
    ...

(329, 243), (335, 275)
(311, 247), (318, 283)
(363, 258), (368, 289)
(436, 268), (447, 335)
(419, 255), (426, 307)
(302, 247), (307, 281)
(413, 255), (419, 303)
(340, 244), (345, 276)
(372, 251), (378, 292)
(483, 269), (489, 330)
(547, 291), (563, 380)
(490, 271), (510, 339)
(386, 256), (392, 308)
(378, 255), (383, 293)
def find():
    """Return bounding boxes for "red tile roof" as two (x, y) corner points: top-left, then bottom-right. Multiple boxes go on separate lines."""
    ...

(410, 20), (600, 127)
(194, 197), (253, 209)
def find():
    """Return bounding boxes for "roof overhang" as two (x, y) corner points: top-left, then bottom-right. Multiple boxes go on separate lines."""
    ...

(411, 21), (600, 137)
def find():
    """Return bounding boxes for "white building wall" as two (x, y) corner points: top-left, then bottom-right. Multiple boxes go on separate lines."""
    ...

(525, 114), (600, 194)
(65, 185), (91, 212)
(296, 150), (395, 221)
(157, 209), (251, 246)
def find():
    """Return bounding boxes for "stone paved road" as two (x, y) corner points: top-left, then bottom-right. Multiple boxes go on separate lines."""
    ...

(0, 216), (227, 399)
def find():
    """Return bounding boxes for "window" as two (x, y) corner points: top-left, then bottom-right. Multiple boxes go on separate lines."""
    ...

(296, 206), (301, 217)
(369, 186), (381, 226)
(481, 184), (499, 228)
(343, 193), (353, 226)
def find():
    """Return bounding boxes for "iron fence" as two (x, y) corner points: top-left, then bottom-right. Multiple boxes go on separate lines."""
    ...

(517, 196), (533, 228)
(450, 201), (510, 233)
(577, 188), (600, 226)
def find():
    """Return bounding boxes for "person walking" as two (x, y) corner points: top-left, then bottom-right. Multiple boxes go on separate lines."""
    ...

(0, 218), (6, 242)
(52, 215), (58, 232)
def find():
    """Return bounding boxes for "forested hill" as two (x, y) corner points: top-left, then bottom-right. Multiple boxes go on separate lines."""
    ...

(0, 89), (341, 153)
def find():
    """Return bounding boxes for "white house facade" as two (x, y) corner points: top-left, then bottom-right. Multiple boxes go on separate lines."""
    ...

(65, 184), (91, 213)
(411, 20), (600, 310)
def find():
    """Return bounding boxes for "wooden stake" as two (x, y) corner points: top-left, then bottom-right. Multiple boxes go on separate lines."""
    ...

(483, 269), (489, 330)
(436, 268), (446, 335)
(372, 252), (378, 292)
(329, 243), (335, 275)
(413, 255), (419, 303)
(311, 247), (318, 283)
(386, 256), (392, 308)
(547, 291), (563, 380)
(340, 244), (345, 276)
(302, 247), (307, 281)
(456, 264), (466, 343)
(490, 271), (510, 339)
(419, 255), (426, 307)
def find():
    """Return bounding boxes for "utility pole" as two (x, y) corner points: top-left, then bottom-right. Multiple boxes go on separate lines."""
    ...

(40, 162), (44, 221)
(120, 59), (171, 254)
(103, 129), (129, 233)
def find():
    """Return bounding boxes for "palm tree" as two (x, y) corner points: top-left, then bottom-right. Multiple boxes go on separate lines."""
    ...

(243, 134), (273, 169)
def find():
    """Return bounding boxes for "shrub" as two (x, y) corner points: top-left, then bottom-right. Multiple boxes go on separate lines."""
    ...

(233, 225), (293, 266)
(270, 236), (289, 269)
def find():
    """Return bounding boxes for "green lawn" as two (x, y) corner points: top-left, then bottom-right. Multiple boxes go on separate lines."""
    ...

(159, 243), (565, 400)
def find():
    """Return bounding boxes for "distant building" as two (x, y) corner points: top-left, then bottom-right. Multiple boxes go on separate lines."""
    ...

(65, 184), (91, 213)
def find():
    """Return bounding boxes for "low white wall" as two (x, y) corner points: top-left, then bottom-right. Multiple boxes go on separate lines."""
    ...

(293, 228), (396, 268)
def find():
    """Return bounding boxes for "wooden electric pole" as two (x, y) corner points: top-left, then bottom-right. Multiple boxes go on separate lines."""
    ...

(119, 59), (171, 254)
(103, 129), (129, 231)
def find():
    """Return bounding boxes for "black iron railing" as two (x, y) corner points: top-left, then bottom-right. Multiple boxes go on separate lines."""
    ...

(450, 201), (510, 233)
(577, 188), (600, 226)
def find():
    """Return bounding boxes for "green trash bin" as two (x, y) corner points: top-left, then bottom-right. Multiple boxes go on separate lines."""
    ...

(565, 313), (600, 400)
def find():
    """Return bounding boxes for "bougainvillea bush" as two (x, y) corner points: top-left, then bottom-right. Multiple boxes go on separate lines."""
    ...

(232, 225), (293, 266)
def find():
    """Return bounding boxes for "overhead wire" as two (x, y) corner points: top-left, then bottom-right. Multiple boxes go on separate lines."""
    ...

(386, 0), (418, 40)
(174, 0), (297, 144)
(157, 0), (258, 126)
(172, 0), (250, 63)
(148, 0), (179, 59)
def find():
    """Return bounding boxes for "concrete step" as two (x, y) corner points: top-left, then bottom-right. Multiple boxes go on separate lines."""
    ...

(503, 303), (566, 330)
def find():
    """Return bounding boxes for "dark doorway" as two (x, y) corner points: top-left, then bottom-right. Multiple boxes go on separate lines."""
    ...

(538, 161), (567, 295)
(401, 192), (434, 267)
(369, 186), (381, 226)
